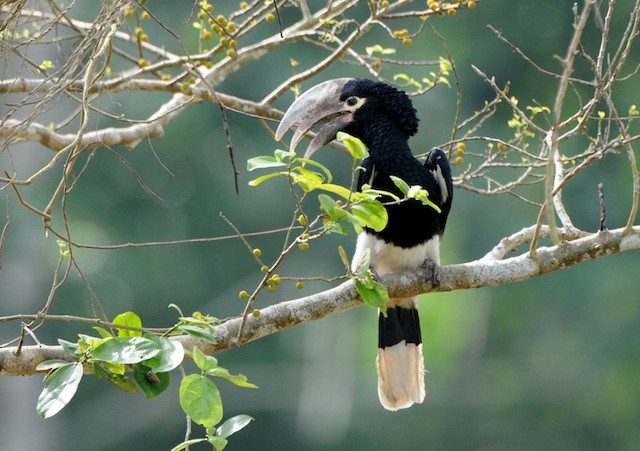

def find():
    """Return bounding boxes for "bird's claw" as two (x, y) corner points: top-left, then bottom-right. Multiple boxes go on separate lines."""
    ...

(422, 259), (441, 286)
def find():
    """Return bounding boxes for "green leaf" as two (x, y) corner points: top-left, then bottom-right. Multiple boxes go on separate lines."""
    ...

(216, 414), (254, 439)
(365, 44), (396, 56)
(206, 367), (258, 389)
(337, 246), (351, 270)
(248, 171), (287, 187)
(143, 334), (185, 372)
(389, 175), (410, 195)
(291, 167), (325, 192)
(294, 157), (333, 182)
(58, 339), (80, 357)
(317, 183), (352, 199)
(92, 326), (114, 339)
(91, 336), (160, 364)
(37, 359), (73, 371)
(113, 311), (143, 337)
(209, 436), (228, 451)
(171, 438), (208, 451)
(179, 324), (217, 344)
(337, 132), (368, 159)
(246, 156), (286, 171)
(192, 345), (218, 372)
(179, 374), (223, 428)
(133, 363), (170, 398)
(355, 278), (389, 314)
(106, 373), (139, 393)
(350, 202), (388, 232)
(37, 362), (83, 419)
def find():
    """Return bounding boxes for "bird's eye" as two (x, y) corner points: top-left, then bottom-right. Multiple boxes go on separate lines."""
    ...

(345, 96), (359, 107)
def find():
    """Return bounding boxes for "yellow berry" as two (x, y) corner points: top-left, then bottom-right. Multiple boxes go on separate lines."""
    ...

(135, 26), (144, 36)
(267, 285), (276, 293)
(229, 39), (237, 49)
(217, 15), (227, 26)
(212, 24), (222, 34)
(301, 233), (310, 241)
(456, 148), (464, 157)
(381, 0), (389, 7)
(205, 4), (213, 13)
(261, 265), (269, 273)
(252, 309), (260, 317)
(202, 30), (212, 41)
(458, 143), (466, 151)
(240, 1), (249, 9)
(198, 11), (207, 20)
(271, 274), (281, 285)
(498, 143), (507, 151)
(266, 13), (276, 23)
(124, 6), (134, 17)
(138, 58), (150, 67)
(298, 242), (310, 251)
(239, 290), (248, 299)
(141, 11), (150, 20)
(373, 59), (382, 68)
(454, 156), (463, 165)
(161, 73), (171, 81)
(296, 281), (304, 289)
(252, 248), (262, 257)
(403, 38), (412, 46)
(297, 214), (308, 225)
(226, 49), (237, 58)
(226, 22), (235, 32)
(220, 37), (228, 46)
(448, 8), (456, 16)
(468, 1), (477, 9)
(181, 82), (190, 91)
(140, 33), (149, 42)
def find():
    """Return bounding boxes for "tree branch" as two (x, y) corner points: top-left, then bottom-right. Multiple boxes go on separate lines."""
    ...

(2, 225), (638, 376)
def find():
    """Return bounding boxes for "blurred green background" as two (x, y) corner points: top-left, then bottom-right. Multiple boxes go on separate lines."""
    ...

(1, 1), (639, 450)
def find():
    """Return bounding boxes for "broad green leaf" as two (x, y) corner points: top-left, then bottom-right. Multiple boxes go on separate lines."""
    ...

(350, 202), (388, 232)
(355, 278), (389, 315)
(292, 167), (325, 192)
(133, 363), (170, 398)
(216, 414), (254, 439)
(179, 374), (223, 428)
(318, 193), (339, 217)
(246, 156), (285, 171)
(107, 373), (139, 393)
(365, 44), (396, 56)
(317, 183), (352, 199)
(36, 359), (73, 371)
(337, 132), (368, 159)
(248, 171), (287, 187)
(92, 326), (113, 339)
(144, 334), (185, 372)
(209, 436), (228, 451)
(192, 345), (218, 372)
(273, 148), (295, 162)
(179, 324), (217, 344)
(171, 438), (208, 451)
(355, 247), (371, 276)
(37, 362), (83, 419)
(92, 336), (160, 364)
(58, 339), (80, 357)
(113, 311), (143, 337)
(206, 367), (258, 388)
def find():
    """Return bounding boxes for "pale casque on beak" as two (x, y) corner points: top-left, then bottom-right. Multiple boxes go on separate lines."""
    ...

(275, 78), (356, 159)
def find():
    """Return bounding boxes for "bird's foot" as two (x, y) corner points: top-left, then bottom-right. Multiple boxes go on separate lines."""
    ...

(422, 259), (442, 286)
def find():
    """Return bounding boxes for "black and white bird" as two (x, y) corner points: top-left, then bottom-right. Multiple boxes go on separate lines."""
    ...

(275, 78), (453, 410)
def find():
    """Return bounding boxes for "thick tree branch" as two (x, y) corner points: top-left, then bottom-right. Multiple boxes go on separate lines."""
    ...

(2, 225), (638, 377)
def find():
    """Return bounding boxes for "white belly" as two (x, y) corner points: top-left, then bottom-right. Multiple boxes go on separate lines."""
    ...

(351, 232), (440, 276)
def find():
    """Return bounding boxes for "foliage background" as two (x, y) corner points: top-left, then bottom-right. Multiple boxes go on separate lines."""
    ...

(1, 1), (639, 449)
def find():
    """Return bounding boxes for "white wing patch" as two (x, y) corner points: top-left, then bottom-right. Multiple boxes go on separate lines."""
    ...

(431, 165), (449, 204)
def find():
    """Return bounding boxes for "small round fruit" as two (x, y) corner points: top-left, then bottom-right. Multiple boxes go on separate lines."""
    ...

(261, 265), (269, 273)
(296, 281), (304, 289)
(252, 309), (260, 317)
(252, 248), (262, 258)
(239, 290), (248, 300)
(266, 13), (276, 23)
(298, 242), (310, 251)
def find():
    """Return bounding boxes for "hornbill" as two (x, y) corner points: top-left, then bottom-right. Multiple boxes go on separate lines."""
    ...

(275, 78), (453, 410)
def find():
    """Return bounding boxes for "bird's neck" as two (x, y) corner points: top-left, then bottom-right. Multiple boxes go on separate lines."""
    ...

(361, 125), (414, 172)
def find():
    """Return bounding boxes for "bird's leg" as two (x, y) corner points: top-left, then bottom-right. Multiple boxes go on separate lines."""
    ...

(421, 258), (442, 286)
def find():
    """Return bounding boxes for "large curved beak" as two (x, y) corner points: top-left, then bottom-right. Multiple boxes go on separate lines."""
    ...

(275, 78), (354, 159)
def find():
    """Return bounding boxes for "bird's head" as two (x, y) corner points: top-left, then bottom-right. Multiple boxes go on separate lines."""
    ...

(275, 78), (419, 159)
